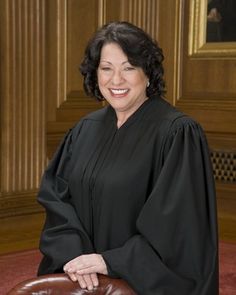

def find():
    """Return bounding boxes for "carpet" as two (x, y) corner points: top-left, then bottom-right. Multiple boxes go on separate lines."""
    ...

(219, 242), (236, 295)
(0, 249), (42, 294)
(0, 242), (235, 294)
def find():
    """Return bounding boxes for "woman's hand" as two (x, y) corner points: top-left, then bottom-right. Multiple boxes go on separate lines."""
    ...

(63, 254), (108, 290)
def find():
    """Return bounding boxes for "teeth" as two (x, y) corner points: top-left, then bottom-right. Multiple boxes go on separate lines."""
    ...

(111, 89), (128, 94)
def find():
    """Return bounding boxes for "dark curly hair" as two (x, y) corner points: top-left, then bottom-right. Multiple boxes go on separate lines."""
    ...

(80, 21), (165, 101)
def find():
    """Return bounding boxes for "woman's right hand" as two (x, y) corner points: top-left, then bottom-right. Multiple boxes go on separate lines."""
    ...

(64, 253), (108, 290)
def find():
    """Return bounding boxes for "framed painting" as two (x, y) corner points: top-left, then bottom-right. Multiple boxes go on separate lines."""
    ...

(188, 0), (236, 58)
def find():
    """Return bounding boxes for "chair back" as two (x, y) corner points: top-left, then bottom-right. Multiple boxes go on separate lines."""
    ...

(7, 273), (137, 294)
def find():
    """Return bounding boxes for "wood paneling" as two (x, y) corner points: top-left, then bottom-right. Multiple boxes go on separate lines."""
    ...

(120, 0), (160, 40)
(45, 0), (103, 157)
(0, 0), (46, 217)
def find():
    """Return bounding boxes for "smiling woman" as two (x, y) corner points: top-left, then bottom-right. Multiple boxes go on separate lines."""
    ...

(37, 21), (218, 295)
(80, 22), (165, 101)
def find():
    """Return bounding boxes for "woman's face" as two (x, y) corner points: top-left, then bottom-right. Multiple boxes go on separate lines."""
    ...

(97, 42), (149, 116)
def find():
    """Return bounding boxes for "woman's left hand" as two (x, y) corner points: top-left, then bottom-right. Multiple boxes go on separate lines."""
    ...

(63, 253), (108, 276)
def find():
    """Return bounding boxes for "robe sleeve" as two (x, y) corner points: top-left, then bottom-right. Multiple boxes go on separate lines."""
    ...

(102, 118), (218, 295)
(37, 124), (94, 275)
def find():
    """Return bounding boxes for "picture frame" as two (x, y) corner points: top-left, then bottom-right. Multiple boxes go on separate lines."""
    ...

(188, 0), (236, 58)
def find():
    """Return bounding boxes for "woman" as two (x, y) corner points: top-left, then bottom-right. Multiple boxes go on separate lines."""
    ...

(38, 22), (218, 294)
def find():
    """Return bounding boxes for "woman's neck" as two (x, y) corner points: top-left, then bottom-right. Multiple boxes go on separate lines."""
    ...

(116, 113), (131, 128)
(115, 97), (148, 128)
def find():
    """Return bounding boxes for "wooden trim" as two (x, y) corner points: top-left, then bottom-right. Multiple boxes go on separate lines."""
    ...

(0, 191), (43, 218)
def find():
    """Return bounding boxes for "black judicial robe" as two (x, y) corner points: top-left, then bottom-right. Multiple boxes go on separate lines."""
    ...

(38, 96), (218, 295)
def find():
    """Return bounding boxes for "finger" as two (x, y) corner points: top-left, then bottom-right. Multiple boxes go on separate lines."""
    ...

(82, 274), (94, 291)
(64, 263), (75, 272)
(66, 272), (77, 282)
(90, 273), (99, 287)
(76, 274), (87, 289)
(63, 264), (69, 272)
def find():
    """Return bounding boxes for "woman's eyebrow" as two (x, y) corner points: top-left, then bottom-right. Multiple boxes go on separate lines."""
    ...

(99, 60), (112, 64)
(99, 60), (129, 65)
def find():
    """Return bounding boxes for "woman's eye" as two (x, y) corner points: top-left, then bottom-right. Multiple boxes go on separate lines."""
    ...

(124, 67), (135, 71)
(101, 67), (111, 71)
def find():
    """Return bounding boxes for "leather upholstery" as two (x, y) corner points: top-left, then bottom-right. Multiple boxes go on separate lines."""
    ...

(7, 273), (137, 294)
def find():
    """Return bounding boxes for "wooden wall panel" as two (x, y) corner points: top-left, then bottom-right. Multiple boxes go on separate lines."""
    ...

(46, 0), (103, 158)
(67, 0), (98, 97)
(0, 0), (46, 217)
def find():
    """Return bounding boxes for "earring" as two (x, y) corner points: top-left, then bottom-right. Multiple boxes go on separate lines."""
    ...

(147, 81), (150, 87)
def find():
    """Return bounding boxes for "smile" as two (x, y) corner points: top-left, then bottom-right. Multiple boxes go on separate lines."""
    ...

(110, 88), (129, 95)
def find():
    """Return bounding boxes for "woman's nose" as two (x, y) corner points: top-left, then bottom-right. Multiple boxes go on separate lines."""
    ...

(111, 70), (124, 85)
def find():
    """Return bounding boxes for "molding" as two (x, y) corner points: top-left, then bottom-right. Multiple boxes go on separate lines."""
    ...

(98, 0), (106, 27)
(176, 98), (236, 111)
(58, 97), (103, 109)
(0, 191), (43, 218)
(172, 0), (184, 106)
(56, 0), (67, 108)
(207, 132), (236, 149)
(175, 108), (236, 134)
(217, 183), (236, 200)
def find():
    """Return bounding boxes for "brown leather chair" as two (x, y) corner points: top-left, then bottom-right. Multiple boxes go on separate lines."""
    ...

(7, 273), (137, 294)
